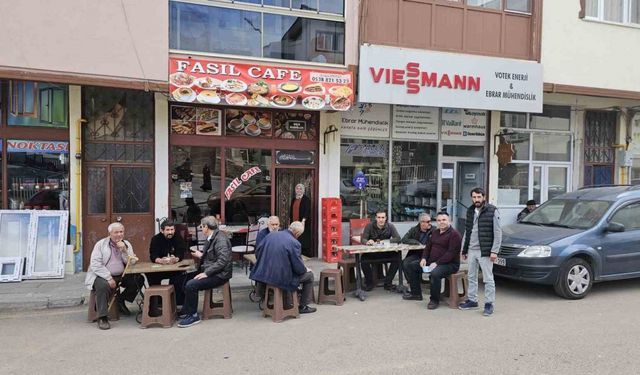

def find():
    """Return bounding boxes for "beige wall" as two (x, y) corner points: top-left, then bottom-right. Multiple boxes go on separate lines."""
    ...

(0, 0), (168, 85)
(542, 1), (640, 92)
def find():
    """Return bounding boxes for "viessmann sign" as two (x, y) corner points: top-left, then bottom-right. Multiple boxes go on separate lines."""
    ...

(359, 44), (543, 113)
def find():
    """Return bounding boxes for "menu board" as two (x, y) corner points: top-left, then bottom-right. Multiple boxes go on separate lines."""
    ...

(441, 108), (488, 141)
(170, 57), (354, 111)
(392, 105), (439, 140)
(225, 109), (272, 138)
(170, 105), (221, 136)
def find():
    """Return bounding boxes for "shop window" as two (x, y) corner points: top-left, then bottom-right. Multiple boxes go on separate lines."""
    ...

(530, 105), (571, 131)
(501, 112), (527, 129)
(498, 163), (529, 205)
(170, 2), (345, 64)
(6, 142), (70, 210)
(532, 133), (571, 162)
(340, 138), (389, 221)
(505, 0), (531, 13)
(224, 148), (272, 223)
(467, 0), (501, 10)
(501, 133), (530, 160)
(170, 146), (221, 225)
(8, 81), (68, 128)
(391, 142), (438, 222)
(443, 145), (485, 158)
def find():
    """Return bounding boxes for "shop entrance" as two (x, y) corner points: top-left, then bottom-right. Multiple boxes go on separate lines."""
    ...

(276, 168), (315, 257)
(441, 161), (485, 231)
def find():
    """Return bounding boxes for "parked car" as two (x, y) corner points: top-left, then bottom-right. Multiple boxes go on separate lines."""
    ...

(494, 186), (640, 299)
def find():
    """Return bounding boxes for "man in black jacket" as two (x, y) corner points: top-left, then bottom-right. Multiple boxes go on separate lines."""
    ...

(177, 216), (232, 328)
(361, 210), (401, 291)
(147, 220), (188, 302)
(459, 188), (502, 317)
(401, 213), (433, 297)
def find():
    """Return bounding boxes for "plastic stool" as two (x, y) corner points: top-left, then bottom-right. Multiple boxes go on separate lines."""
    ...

(318, 269), (344, 306)
(440, 271), (469, 309)
(202, 281), (233, 319)
(262, 285), (299, 323)
(337, 258), (357, 292)
(87, 290), (120, 322)
(141, 285), (176, 328)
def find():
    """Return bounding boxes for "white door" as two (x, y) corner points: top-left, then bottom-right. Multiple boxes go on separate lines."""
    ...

(532, 165), (569, 204)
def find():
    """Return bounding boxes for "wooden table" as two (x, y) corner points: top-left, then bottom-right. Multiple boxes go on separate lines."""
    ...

(333, 243), (425, 301)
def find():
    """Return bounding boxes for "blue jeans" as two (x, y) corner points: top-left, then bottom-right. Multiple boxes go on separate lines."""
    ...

(181, 272), (228, 315)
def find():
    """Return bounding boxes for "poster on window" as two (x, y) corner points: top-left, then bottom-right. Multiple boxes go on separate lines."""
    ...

(170, 56), (354, 111)
(341, 103), (391, 138)
(180, 182), (193, 199)
(441, 108), (488, 141)
(392, 105), (439, 140)
(171, 105), (221, 136)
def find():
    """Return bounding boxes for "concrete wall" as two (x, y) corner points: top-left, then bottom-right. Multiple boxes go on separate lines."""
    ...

(154, 93), (170, 222)
(541, 1), (640, 91)
(0, 0), (168, 84)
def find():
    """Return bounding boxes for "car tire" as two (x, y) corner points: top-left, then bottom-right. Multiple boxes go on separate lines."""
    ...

(553, 257), (593, 299)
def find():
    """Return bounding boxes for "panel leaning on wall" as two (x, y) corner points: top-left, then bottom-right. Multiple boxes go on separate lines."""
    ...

(0, 210), (69, 280)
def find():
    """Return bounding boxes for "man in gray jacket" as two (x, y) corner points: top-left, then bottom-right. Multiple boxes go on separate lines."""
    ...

(177, 216), (232, 328)
(84, 222), (140, 330)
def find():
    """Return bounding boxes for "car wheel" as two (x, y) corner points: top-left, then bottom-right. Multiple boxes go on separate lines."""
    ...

(554, 258), (593, 299)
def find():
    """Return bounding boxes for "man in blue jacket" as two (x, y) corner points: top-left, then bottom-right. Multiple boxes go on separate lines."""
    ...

(250, 221), (316, 314)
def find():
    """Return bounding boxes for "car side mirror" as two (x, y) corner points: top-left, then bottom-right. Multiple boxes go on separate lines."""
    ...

(605, 222), (625, 233)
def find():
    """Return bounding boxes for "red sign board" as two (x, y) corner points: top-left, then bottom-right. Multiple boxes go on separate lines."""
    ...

(169, 56), (354, 111)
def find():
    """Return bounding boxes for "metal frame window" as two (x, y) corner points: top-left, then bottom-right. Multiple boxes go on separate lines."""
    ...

(585, 0), (640, 26)
(170, 0), (345, 65)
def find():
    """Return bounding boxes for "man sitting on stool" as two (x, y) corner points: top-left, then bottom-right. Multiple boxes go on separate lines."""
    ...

(147, 219), (188, 304)
(250, 221), (316, 314)
(256, 215), (280, 248)
(401, 213), (433, 295)
(361, 210), (401, 291)
(404, 212), (461, 310)
(84, 222), (141, 330)
(177, 216), (232, 328)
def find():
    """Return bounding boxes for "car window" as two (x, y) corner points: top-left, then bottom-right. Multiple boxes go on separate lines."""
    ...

(609, 202), (640, 231)
(523, 199), (611, 229)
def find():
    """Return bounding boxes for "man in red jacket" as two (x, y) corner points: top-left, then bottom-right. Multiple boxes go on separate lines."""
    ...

(404, 211), (461, 310)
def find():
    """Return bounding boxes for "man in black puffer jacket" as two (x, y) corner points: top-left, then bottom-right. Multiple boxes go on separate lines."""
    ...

(459, 188), (502, 317)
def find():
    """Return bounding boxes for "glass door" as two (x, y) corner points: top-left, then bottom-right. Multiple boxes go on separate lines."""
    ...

(455, 162), (484, 230)
(532, 165), (569, 204)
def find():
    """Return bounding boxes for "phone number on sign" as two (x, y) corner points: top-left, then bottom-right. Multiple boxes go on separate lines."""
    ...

(310, 73), (351, 85)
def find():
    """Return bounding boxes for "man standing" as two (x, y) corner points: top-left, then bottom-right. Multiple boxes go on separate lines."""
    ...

(404, 212), (461, 309)
(177, 216), (232, 328)
(459, 188), (502, 316)
(517, 199), (537, 222)
(361, 210), (401, 291)
(84, 222), (141, 330)
(401, 213), (433, 280)
(147, 219), (188, 303)
(250, 221), (316, 314)
(256, 215), (280, 249)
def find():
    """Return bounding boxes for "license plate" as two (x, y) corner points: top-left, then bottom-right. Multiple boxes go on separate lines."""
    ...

(495, 257), (506, 266)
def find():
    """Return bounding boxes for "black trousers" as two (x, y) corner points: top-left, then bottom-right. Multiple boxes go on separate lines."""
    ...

(147, 272), (189, 306)
(361, 251), (401, 287)
(181, 272), (228, 316)
(402, 252), (423, 294)
(92, 274), (144, 318)
(256, 271), (315, 307)
(405, 261), (458, 301)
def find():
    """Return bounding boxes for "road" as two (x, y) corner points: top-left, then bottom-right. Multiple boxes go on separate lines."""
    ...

(2, 277), (640, 375)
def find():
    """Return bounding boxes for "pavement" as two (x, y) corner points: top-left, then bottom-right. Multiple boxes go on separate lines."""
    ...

(3, 276), (640, 374)
(0, 258), (332, 313)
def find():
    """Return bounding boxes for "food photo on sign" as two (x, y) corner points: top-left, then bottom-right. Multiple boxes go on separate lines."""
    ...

(169, 58), (354, 111)
(170, 105), (222, 136)
(273, 111), (318, 140)
(225, 109), (272, 138)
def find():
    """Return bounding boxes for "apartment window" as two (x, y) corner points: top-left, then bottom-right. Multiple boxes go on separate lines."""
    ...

(585, 0), (640, 25)
(170, 1), (345, 64)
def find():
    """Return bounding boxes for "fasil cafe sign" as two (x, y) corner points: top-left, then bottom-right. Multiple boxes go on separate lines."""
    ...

(225, 166), (262, 200)
(359, 44), (543, 113)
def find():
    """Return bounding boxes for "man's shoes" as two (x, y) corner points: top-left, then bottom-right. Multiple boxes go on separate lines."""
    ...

(117, 298), (131, 316)
(97, 317), (110, 330)
(176, 311), (189, 321)
(458, 299), (479, 310)
(177, 314), (201, 328)
(402, 293), (423, 301)
(362, 283), (375, 292)
(483, 303), (494, 316)
(427, 300), (439, 310)
(383, 283), (397, 291)
(299, 305), (317, 314)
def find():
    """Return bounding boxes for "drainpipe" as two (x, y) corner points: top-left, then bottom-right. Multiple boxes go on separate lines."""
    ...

(74, 118), (87, 254)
